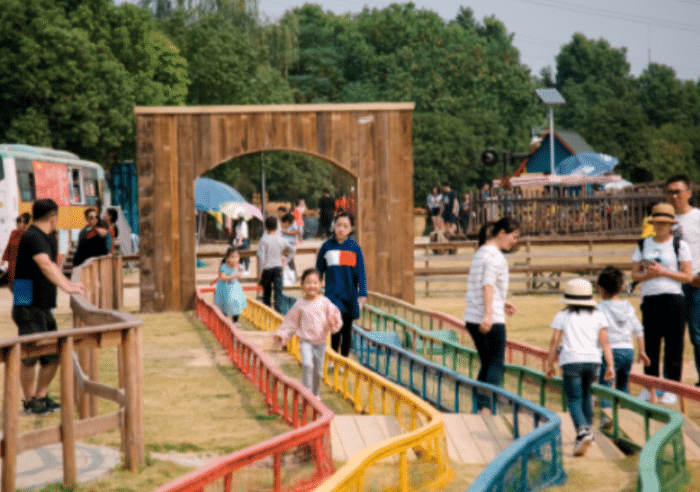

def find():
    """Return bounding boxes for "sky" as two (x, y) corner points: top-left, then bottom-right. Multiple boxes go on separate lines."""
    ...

(255, 0), (700, 82)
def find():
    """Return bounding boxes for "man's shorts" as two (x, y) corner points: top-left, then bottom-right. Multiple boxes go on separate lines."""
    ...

(442, 211), (457, 224)
(12, 305), (60, 366)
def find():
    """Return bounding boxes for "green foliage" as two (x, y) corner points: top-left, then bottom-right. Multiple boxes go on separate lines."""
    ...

(0, 0), (188, 166)
(552, 33), (700, 183)
(3, 0), (699, 199)
(0, 0), (135, 162)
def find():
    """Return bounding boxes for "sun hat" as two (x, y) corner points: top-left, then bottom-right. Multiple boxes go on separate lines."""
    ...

(647, 203), (678, 224)
(560, 278), (597, 307)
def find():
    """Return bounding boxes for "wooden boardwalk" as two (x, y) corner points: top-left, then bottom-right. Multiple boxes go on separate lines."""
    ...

(245, 329), (700, 464)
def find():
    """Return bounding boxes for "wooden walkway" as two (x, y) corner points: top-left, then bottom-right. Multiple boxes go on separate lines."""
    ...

(245, 328), (700, 464)
(330, 412), (626, 464)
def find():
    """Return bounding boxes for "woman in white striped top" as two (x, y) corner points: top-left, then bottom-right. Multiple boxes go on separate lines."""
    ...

(464, 217), (521, 412)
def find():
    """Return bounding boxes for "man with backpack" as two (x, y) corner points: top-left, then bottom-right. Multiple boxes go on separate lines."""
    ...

(666, 175), (700, 386)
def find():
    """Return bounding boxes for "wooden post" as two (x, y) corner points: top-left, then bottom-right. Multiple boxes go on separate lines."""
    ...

(121, 328), (140, 471)
(60, 336), (77, 486)
(133, 325), (146, 466)
(2, 344), (20, 492)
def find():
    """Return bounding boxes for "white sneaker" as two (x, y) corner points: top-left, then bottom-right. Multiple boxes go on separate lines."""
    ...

(600, 414), (613, 431)
(573, 430), (594, 456)
(637, 389), (651, 402)
(660, 392), (677, 405)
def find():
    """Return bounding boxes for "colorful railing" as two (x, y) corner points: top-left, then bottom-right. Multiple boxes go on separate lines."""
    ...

(153, 286), (335, 492)
(354, 328), (567, 492)
(273, 292), (565, 492)
(252, 295), (454, 492)
(363, 292), (689, 492)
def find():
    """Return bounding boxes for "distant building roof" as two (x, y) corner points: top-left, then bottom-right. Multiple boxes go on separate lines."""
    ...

(554, 130), (595, 155)
(513, 129), (595, 176)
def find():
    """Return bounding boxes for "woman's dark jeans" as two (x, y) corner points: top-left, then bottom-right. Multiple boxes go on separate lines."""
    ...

(466, 322), (506, 410)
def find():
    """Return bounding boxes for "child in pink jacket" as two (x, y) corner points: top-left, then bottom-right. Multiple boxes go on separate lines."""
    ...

(275, 268), (342, 398)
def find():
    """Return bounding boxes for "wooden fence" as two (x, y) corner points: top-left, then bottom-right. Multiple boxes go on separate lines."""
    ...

(458, 181), (700, 237)
(0, 256), (144, 492)
(415, 236), (640, 297)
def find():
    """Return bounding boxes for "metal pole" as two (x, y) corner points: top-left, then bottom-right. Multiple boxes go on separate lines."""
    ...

(549, 107), (555, 175)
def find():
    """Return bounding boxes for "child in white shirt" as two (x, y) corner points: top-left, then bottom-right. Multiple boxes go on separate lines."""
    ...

(274, 268), (342, 397)
(546, 278), (614, 457)
(596, 266), (650, 425)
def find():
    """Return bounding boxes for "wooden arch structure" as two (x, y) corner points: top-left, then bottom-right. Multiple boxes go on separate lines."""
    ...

(134, 103), (416, 312)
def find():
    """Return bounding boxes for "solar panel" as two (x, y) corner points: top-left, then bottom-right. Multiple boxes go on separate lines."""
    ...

(535, 88), (566, 105)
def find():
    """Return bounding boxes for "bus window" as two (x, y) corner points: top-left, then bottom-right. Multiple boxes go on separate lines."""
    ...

(18, 171), (35, 201)
(0, 156), (4, 180)
(84, 178), (99, 205)
(69, 167), (83, 204)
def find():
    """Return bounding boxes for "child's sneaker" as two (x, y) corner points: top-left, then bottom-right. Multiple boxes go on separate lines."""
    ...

(600, 414), (613, 431)
(573, 430), (594, 456)
(22, 397), (49, 415)
(39, 395), (61, 412)
(637, 388), (652, 402)
(660, 392), (677, 405)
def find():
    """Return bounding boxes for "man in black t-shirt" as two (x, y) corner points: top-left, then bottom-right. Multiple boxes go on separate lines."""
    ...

(317, 188), (336, 239)
(12, 199), (84, 415)
(440, 181), (458, 236)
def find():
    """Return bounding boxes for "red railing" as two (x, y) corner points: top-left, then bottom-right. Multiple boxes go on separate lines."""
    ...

(153, 286), (334, 492)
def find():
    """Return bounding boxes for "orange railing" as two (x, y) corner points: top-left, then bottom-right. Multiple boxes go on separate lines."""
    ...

(152, 286), (334, 492)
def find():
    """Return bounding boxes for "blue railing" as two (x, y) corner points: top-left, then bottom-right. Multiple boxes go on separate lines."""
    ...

(356, 300), (688, 492)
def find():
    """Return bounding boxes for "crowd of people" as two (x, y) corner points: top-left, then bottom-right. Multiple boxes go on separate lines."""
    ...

(427, 182), (475, 237)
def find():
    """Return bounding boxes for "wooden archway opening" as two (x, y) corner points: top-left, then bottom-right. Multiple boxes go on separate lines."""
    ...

(134, 103), (415, 312)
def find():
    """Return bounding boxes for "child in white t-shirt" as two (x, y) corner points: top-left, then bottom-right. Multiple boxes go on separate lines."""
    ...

(274, 268), (342, 398)
(596, 266), (650, 426)
(546, 278), (614, 457)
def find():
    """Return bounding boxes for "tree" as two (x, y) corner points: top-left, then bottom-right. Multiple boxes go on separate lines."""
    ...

(637, 64), (686, 127)
(0, 0), (134, 163)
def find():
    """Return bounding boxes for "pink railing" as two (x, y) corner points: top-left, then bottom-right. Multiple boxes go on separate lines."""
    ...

(153, 286), (334, 492)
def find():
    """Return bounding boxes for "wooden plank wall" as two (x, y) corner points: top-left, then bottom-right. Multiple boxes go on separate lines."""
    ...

(135, 103), (416, 312)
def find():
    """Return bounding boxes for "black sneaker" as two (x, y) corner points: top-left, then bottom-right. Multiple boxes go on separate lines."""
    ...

(573, 430), (594, 456)
(40, 395), (61, 412)
(22, 397), (49, 415)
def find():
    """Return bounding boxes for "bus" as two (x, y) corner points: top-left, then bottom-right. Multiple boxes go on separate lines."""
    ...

(0, 144), (111, 259)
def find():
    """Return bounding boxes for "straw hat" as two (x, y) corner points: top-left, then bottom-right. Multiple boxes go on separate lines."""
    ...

(560, 278), (597, 307)
(648, 203), (678, 224)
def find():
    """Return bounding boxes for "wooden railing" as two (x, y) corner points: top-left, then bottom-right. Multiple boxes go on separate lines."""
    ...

(0, 255), (144, 492)
(415, 236), (639, 296)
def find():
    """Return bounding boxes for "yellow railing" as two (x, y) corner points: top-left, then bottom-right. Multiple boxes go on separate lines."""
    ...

(242, 299), (453, 492)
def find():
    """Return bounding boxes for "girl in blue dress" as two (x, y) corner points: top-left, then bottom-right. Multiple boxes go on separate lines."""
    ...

(214, 247), (247, 322)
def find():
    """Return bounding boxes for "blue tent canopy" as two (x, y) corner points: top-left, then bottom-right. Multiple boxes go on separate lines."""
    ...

(555, 153), (619, 176)
(194, 177), (247, 212)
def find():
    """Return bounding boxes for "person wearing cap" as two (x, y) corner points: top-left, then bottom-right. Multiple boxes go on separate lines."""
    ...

(546, 278), (614, 457)
(631, 202), (692, 405)
(665, 174), (700, 386)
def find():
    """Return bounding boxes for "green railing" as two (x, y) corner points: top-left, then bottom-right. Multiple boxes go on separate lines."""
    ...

(359, 297), (689, 492)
